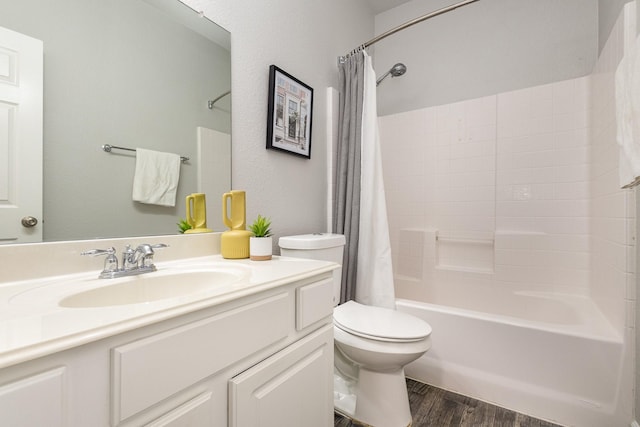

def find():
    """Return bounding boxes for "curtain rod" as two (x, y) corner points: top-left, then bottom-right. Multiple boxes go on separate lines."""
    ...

(339, 0), (480, 62)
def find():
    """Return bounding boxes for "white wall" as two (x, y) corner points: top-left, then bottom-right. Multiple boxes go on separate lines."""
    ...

(181, 0), (373, 248)
(374, 0), (598, 116)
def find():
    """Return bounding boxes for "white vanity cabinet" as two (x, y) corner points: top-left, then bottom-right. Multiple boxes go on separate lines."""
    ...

(0, 272), (335, 427)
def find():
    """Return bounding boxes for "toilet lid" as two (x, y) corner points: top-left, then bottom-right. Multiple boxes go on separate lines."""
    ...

(333, 301), (432, 342)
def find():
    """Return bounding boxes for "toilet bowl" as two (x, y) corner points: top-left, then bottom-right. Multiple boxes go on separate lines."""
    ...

(279, 233), (433, 427)
(334, 300), (431, 426)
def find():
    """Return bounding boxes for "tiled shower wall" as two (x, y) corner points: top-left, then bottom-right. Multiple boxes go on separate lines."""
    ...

(379, 5), (635, 334)
(590, 0), (636, 338)
(379, 76), (592, 299)
(590, 2), (637, 420)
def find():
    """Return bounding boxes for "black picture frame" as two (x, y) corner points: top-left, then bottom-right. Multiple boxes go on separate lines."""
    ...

(266, 65), (313, 159)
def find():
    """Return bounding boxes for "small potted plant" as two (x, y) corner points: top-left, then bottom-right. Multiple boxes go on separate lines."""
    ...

(177, 218), (192, 234)
(248, 214), (273, 261)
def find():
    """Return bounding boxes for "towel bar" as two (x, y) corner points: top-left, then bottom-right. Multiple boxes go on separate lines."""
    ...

(102, 144), (189, 163)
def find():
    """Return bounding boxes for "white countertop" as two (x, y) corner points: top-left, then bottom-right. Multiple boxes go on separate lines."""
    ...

(0, 255), (337, 369)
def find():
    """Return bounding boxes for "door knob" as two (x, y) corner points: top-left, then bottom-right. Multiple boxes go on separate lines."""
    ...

(21, 216), (38, 228)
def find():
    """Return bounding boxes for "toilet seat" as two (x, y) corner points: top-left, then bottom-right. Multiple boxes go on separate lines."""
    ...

(333, 301), (432, 343)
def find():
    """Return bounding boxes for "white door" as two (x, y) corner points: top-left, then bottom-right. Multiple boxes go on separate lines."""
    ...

(0, 25), (43, 243)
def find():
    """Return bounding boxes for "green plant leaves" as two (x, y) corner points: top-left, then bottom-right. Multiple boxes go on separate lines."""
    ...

(249, 214), (272, 237)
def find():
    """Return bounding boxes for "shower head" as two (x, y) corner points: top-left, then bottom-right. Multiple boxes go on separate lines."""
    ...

(390, 63), (407, 77)
(376, 63), (407, 86)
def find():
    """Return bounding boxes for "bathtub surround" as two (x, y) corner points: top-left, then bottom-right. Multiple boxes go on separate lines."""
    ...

(381, 77), (592, 302)
(378, 2), (637, 426)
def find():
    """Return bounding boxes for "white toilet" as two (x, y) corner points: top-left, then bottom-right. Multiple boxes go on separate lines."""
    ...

(279, 233), (432, 427)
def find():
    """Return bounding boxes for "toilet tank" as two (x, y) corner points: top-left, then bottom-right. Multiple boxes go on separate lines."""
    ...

(279, 233), (345, 306)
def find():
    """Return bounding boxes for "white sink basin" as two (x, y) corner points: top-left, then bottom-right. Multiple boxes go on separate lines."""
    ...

(59, 270), (244, 308)
(9, 265), (249, 308)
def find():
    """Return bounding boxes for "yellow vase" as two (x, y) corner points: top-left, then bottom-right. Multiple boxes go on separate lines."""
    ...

(221, 190), (251, 258)
(184, 193), (212, 233)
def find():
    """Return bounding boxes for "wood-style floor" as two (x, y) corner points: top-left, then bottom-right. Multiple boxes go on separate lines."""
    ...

(334, 379), (562, 427)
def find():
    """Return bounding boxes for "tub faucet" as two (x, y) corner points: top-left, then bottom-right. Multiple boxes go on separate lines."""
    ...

(82, 243), (168, 279)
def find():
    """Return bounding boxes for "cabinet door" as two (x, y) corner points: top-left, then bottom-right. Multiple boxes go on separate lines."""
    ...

(0, 367), (65, 427)
(229, 324), (333, 427)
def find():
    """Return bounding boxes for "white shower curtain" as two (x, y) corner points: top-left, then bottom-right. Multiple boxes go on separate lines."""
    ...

(355, 51), (396, 310)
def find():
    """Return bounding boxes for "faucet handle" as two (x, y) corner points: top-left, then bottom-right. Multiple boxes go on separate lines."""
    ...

(136, 243), (168, 268)
(81, 247), (116, 257)
(136, 243), (168, 258)
(81, 247), (119, 273)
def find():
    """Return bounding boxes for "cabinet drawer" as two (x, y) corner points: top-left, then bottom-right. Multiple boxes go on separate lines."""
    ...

(112, 292), (290, 423)
(296, 278), (333, 330)
(145, 392), (212, 427)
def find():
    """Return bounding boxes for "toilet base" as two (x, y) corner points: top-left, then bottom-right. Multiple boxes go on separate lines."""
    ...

(334, 370), (357, 416)
(353, 367), (412, 427)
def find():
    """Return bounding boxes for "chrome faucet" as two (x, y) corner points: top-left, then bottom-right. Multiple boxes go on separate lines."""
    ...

(82, 243), (168, 279)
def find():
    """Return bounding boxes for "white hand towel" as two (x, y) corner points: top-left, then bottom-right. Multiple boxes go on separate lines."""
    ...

(615, 33), (640, 188)
(132, 148), (181, 206)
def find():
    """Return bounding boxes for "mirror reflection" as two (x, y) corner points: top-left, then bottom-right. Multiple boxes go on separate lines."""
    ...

(0, 0), (231, 244)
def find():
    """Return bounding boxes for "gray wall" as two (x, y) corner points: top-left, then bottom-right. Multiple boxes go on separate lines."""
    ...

(182, 0), (374, 245)
(600, 0), (629, 52)
(374, 0), (598, 115)
(0, 0), (231, 241)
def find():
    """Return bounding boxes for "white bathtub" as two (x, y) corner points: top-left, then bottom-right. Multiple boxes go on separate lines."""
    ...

(396, 293), (625, 427)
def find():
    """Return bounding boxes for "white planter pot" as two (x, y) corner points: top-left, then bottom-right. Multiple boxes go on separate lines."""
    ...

(250, 236), (272, 261)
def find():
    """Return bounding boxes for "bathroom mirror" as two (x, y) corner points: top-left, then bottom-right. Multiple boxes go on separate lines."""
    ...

(0, 0), (231, 243)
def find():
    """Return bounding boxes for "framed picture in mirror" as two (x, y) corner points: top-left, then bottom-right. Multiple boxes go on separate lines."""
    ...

(266, 65), (313, 159)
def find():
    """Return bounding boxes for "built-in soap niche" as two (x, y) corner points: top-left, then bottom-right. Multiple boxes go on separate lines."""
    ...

(435, 230), (495, 274)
